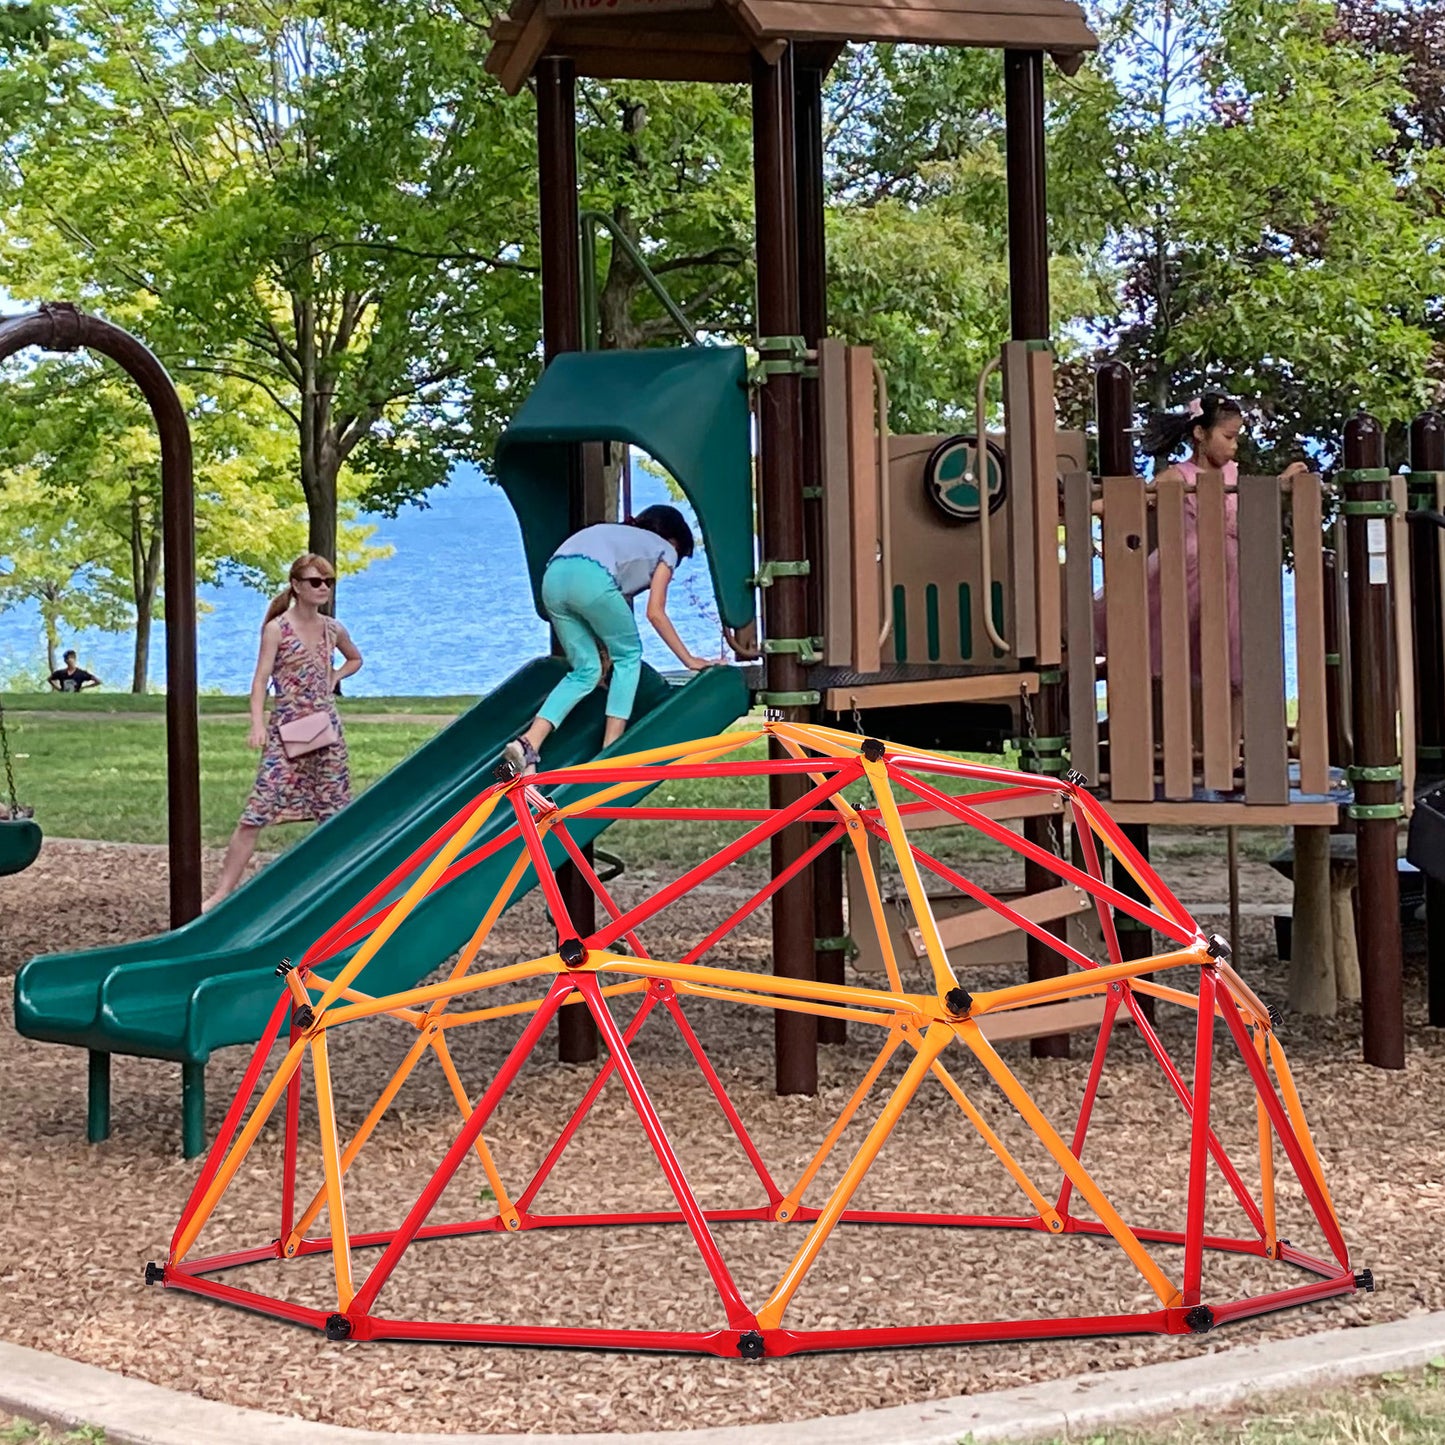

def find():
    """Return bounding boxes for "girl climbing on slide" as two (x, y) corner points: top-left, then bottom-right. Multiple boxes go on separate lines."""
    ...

(503, 505), (720, 776)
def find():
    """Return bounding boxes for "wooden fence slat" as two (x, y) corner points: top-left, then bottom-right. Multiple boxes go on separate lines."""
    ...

(1102, 475), (1154, 801)
(1029, 347), (1063, 666)
(1062, 469), (1098, 783)
(818, 339), (854, 667)
(1195, 469), (1234, 792)
(1391, 474), (1416, 815)
(1292, 474), (1330, 796)
(1239, 476), (1288, 805)
(1156, 472), (1193, 799)
(846, 345), (882, 674)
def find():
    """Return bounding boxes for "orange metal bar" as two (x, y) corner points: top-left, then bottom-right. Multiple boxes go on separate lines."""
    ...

(672, 979), (896, 1029)
(958, 1019), (1180, 1307)
(320, 956), (559, 1026)
(1254, 1027), (1278, 1255)
(437, 978), (651, 1029)
(310, 1030), (355, 1311)
(774, 1027), (907, 1221)
(757, 1021), (955, 1329)
(1266, 1031), (1341, 1231)
(429, 1031), (522, 1230)
(969, 949), (1204, 1015)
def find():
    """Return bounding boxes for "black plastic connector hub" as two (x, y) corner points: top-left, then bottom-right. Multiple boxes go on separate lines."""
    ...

(1355, 1268), (1375, 1293)
(493, 760), (516, 783)
(293, 1004), (316, 1031)
(559, 937), (588, 969)
(944, 987), (974, 1019)
(144, 1261), (165, 1286)
(274, 957), (293, 977)
(737, 1330), (765, 1360)
(325, 1313), (353, 1340)
(1268, 1004), (1284, 1031)
(1062, 767), (1089, 787)
(1205, 934), (1232, 961)
(860, 737), (886, 763)
(1184, 1305), (1215, 1334)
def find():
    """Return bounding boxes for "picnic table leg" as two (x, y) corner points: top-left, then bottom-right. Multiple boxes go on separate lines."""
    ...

(87, 1050), (111, 1144)
(182, 1062), (206, 1159)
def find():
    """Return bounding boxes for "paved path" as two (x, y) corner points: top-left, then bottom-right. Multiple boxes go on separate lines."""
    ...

(2, 1312), (1442, 1445)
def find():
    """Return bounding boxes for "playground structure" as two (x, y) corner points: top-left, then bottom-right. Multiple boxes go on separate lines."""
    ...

(152, 724), (1368, 1355)
(9, 0), (1445, 1162)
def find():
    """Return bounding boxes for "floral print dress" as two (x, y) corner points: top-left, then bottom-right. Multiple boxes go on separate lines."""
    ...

(240, 612), (351, 828)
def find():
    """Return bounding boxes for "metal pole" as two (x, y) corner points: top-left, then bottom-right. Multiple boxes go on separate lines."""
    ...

(1096, 360), (1155, 1020)
(1342, 413), (1405, 1069)
(1006, 50), (1068, 1057)
(793, 56), (844, 1047)
(753, 46), (817, 1095)
(1414, 414), (1445, 1028)
(537, 57), (598, 1065)
(1409, 412), (1445, 776)
(0, 305), (201, 926)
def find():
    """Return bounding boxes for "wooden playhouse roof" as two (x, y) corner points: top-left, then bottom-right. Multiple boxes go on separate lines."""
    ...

(485, 0), (1097, 94)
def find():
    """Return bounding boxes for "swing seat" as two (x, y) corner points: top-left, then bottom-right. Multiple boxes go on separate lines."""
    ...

(0, 818), (42, 876)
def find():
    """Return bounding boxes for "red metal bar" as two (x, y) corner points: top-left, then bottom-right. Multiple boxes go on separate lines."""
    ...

(765, 1309), (1171, 1356)
(585, 806), (849, 823)
(170, 990), (292, 1257)
(1183, 967), (1217, 1304)
(350, 976), (575, 1318)
(1071, 800), (1125, 964)
(553, 821), (650, 958)
(590, 765), (861, 953)
(368, 1317), (739, 1353)
(279, 1019), (303, 1245)
(1208, 1273), (1359, 1327)
(1216, 988), (1351, 1268)
(659, 988), (783, 1204)
(680, 822), (844, 966)
(159, 1267), (332, 1331)
(1121, 986), (1267, 1239)
(1055, 987), (1122, 1219)
(510, 789), (576, 941)
(515, 984), (665, 1214)
(527, 756), (852, 786)
(890, 770), (1193, 944)
(574, 972), (756, 1330)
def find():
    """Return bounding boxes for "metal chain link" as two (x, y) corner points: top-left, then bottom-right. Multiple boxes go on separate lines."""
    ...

(0, 696), (24, 815)
(1020, 682), (1064, 859)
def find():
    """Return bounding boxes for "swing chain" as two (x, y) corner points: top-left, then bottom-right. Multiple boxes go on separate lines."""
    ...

(0, 696), (25, 817)
(1020, 682), (1063, 858)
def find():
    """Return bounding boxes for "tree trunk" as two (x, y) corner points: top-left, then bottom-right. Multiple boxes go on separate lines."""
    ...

(41, 593), (59, 676)
(132, 526), (163, 694)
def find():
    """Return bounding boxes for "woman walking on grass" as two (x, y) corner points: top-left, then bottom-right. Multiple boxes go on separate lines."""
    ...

(205, 554), (363, 910)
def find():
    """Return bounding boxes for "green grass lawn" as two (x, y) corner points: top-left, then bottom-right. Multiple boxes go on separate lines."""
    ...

(1014, 1361), (1445, 1444)
(0, 690), (474, 715)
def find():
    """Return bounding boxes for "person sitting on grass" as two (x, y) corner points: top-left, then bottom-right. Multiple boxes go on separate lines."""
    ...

(47, 650), (100, 693)
(504, 505), (718, 776)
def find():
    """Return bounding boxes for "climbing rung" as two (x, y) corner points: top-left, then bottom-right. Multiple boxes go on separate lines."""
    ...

(907, 885), (1093, 958)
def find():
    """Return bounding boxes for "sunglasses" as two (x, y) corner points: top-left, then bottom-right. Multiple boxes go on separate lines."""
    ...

(297, 576), (333, 590)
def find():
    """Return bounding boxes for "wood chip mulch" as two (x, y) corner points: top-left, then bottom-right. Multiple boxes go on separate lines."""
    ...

(1, 839), (1440, 1436)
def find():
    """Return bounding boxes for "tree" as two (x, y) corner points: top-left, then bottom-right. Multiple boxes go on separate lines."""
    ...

(0, 348), (388, 690)
(0, 1), (541, 562)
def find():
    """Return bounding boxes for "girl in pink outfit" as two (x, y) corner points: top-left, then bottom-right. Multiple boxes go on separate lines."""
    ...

(1094, 393), (1306, 740)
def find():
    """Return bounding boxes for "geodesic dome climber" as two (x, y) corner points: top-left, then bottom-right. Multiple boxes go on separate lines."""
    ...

(151, 722), (1369, 1356)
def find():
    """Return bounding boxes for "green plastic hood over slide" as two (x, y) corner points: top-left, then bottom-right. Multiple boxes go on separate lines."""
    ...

(494, 346), (755, 630)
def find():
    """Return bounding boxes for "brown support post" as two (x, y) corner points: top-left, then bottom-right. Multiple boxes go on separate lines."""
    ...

(794, 55), (844, 1047)
(1006, 50), (1068, 1058)
(754, 46), (817, 1095)
(1411, 413), (1445, 1028)
(0, 306), (201, 926)
(1409, 412), (1445, 775)
(537, 56), (597, 1065)
(1342, 414), (1405, 1069)
(1096, 360), (1155, 1022)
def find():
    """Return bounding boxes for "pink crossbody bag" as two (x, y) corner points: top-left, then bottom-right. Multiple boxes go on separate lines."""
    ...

(277, 619), (340, 759)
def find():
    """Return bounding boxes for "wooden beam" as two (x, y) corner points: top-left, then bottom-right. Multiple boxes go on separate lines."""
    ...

(907, 884), (1093, 957)
(824, 670), (1038, 711)
(976, 995), (1112, 1045)
(897, 792), (1064, 831)
(1103, 801), (1341, 826)
(497, 1), (556, 93)
(1293, 474), (1329, 796)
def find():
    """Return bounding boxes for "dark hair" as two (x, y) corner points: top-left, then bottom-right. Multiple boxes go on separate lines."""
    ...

(1140, 392), (1244, 460)
(631, 503), (695, 561)
(63, 650), (76, 662)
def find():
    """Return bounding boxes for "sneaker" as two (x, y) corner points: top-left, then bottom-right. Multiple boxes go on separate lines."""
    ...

(503, 737), (540, 777)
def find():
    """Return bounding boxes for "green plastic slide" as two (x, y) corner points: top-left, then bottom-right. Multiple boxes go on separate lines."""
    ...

(14, 659), (750, 1153)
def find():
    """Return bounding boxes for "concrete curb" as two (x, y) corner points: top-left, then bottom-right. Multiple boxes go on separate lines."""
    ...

(3, 1313), (1444, 1445)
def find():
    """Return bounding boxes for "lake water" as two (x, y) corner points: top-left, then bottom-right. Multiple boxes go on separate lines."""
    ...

(0, 464), (1300, 699)
(0, 465), (732, 696)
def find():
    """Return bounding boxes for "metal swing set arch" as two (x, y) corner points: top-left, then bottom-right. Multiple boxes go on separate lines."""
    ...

(154, 722), (1365, 1357)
